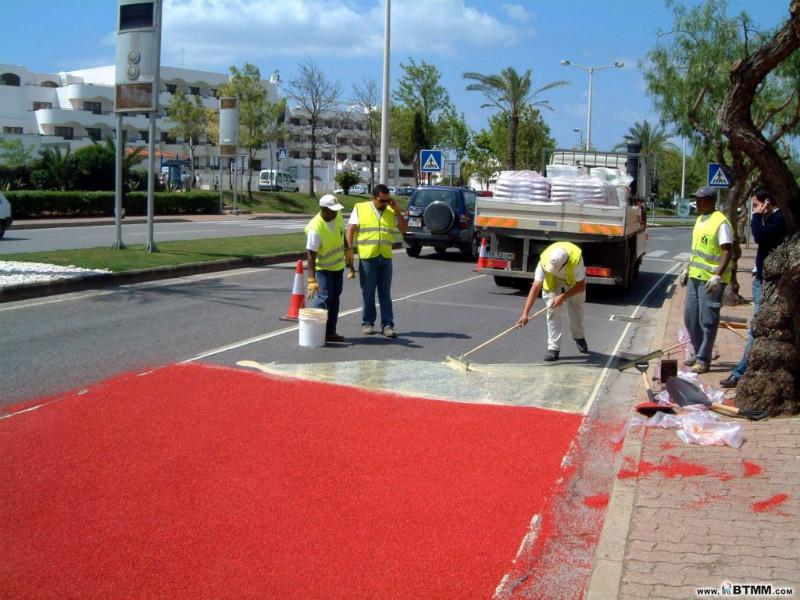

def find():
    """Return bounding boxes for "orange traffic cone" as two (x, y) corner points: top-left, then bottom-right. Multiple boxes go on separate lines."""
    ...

(280, 259), (306, 321)
(476, 238), (489, 270)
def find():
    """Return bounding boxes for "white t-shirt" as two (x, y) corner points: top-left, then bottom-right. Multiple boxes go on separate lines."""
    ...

(534, 258), (586, 284)
(347, 203), (388, 227)
(697, 214), (733, 245)
(306, 218), (339, 252)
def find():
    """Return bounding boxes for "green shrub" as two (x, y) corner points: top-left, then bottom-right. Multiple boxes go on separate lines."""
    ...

(6, 191), (219, 218)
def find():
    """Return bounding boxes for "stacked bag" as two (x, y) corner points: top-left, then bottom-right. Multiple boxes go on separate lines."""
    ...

(492, 170), (551, 204)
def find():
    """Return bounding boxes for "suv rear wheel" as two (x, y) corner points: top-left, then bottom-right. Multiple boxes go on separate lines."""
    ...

(460, 235), (479, 261)
(405, 241), (422, 257)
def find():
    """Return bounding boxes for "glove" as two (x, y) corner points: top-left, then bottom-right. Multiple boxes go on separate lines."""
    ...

(679, 268), (688, 287)
(306, 277), (319, 300)
(705, 274), (721, 293)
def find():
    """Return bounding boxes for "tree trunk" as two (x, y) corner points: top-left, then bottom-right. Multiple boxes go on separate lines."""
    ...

(508, 113), (518, 170)
(718, 1), (800, 415)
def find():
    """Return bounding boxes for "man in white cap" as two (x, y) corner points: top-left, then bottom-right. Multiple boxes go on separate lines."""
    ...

(517, 241), (588, 361)
(305, 194), (353, 343)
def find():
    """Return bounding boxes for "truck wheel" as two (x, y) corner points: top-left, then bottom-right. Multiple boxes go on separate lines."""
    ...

(405, 241), (422, 257)
(435, 246), (447, 256)
(494, 276), (514, 288)
(460, 236), (479, 260)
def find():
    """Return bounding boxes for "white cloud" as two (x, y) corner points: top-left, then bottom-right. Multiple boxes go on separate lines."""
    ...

(501, 3), (531, 23)
(161, 0), (518, 68)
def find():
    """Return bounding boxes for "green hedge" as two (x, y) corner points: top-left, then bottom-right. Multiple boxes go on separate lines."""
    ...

(6, 191), (220, 219)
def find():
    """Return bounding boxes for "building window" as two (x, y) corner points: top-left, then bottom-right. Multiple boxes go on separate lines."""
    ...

(41, 80), (59, 88)
(190, 86), (200, 95)
(353, 154), (362, 162)
(55, 126), (74, 140)
(83, 101), (102, 115)
(251, 159), (262, 171)
(139, 130), (149, 143)
(322, 152), (332, 161)
(290, 150), (301, 159)
(290, 118), (301, 126)
(1, 73), (21, 86)
(3, 126), (23, 134)
(211, 88), (218, 97)
(165, 83), (177, 94)
(161, 132), (176, 144)
(336, 153), (347, 161)
(86, 128), (102, 141)
(399, 168), (414, 177)
(33, 101), (53, 111)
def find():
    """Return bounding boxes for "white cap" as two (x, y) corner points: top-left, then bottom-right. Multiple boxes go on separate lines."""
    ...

(319, 194), (344, 211)
(543, 247), (569, 275)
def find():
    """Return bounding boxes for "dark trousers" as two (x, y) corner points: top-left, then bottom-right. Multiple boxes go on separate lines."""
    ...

(310, 269), (344, 337)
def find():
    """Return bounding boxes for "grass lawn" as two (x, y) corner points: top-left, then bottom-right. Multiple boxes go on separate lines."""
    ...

(2, 233), (306, 272)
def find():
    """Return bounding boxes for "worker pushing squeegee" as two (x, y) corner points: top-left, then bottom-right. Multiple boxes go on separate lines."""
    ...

(446, 242), (590, 371)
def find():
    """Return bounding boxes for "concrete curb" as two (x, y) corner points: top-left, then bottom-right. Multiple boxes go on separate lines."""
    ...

(584, 281), (678, 600)
(0, 251), (307, 303)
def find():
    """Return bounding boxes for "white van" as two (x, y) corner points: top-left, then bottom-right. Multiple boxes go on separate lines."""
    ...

(258, 170), (299, 192)
(0, 191), (12, 239)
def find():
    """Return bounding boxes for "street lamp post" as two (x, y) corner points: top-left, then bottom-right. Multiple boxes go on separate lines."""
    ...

(560, 60), (624, 151)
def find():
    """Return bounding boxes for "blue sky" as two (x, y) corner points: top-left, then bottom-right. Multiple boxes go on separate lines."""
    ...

(1, 0), (791, 151)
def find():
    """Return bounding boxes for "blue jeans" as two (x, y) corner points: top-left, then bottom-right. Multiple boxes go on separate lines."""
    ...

(310, 268), (344, 337)
(683, 277), (725, 365)
(358, 256), (394, 328)
(731, 275), (762, 379)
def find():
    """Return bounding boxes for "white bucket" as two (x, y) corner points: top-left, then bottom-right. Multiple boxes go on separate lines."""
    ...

(298, 308), (328, 348)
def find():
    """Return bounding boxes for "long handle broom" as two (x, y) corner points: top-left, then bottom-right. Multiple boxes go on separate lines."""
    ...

(445, 306), (548, 372)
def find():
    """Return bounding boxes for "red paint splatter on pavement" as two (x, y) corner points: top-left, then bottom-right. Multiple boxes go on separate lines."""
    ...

(660, 442), (676, 450)
(743, 461), (762, 477)
(617, 455), (730, 481)
(583, 494), (609, 509)
(752, 494), (789, 513)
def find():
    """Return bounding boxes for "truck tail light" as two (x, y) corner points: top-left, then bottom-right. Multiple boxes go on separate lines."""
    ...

(586, 266), (613, 278)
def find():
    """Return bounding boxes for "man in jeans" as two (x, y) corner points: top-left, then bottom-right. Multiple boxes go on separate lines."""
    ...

(719, 187), (787, 387)
(680, 186), (733, 374)
(346, 184), (408, 338)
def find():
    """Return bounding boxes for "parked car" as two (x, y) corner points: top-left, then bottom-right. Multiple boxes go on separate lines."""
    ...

(396, 185), (415, 196)
(350, 184), (368, 194)
(0, 191), (12, 239)
(258, 169), (299, 192)
(403, 186), (479, 260)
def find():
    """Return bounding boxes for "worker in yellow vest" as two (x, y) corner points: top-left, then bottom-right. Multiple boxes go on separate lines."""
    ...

(346, 184), (408, 338)
(679, 185), (733, 373)
(517, 241), (589, 362)
(305, 194), (351, 343)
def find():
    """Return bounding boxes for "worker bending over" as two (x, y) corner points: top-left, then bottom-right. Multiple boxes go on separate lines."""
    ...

(517, 241), (589, 361)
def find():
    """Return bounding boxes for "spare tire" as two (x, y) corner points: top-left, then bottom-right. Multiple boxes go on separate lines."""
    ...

(423, 201), (455, 233)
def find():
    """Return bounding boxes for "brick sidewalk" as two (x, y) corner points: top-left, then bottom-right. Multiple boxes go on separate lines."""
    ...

(588, 247), (800, 599)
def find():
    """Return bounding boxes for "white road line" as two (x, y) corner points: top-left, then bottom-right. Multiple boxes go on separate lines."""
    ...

(182, 274), (486, 362)
(581, 262), (681, 416)
(643, 256), (677, 263)
(673, 252), (691, 261)
(646, 250), (668, 258)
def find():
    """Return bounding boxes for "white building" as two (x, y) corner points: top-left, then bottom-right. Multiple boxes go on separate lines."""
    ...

(0, 63), (413, 193)
(0, 63), (277, 190)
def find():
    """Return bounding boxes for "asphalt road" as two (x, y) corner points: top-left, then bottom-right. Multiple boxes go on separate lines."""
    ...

(0, 227), (691, 408)
(0, 218), (310, 254)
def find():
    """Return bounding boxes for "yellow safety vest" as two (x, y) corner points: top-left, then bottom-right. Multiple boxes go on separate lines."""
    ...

(305, 212), (345, 271)
(688, 211), (732, 283)
(540, 242), (583, 293)
(355, 202), (397, 259)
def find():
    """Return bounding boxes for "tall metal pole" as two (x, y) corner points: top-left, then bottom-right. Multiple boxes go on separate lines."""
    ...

(145, 111), (158, 252)
(218, 157), (223, 213)
(113, 112), (125, 249)
(233, 157), (238, 215)
(585, 67), (594, 151)
(680, 136), (687, 198)
(379, 0), (391, 185)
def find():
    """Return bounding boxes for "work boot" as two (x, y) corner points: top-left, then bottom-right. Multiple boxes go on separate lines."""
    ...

(575, 338), (589, 354)
(382, 326), (397, 338)
(361, 324), (375, 335)
(326, 333), (345, 343)
(691, 361), (710, 374)
(544, 350), (559, 362)
(719, 375), (738, 388)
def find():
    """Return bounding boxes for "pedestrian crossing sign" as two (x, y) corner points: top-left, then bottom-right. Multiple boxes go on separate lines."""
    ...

(421, 149), (443, 173)
(707, 163), (731, 189)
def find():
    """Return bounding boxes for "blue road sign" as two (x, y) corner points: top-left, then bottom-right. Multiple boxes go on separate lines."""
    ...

(707, 163), (731, 189)
(420, 149), (443, 173)
(277, 147), (288, 160)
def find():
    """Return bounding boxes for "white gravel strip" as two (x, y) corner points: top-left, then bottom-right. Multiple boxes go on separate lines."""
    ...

(0, 261), (111, 288)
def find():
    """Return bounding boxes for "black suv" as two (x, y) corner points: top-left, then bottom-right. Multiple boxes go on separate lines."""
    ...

(403, 186), (479, 259)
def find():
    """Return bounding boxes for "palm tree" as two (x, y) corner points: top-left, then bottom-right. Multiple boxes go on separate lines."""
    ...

(613, 120), (676, 155)
(463, 67), (568, 169)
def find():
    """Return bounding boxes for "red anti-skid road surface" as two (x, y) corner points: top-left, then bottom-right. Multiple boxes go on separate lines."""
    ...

(1, 363), (582, 599)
